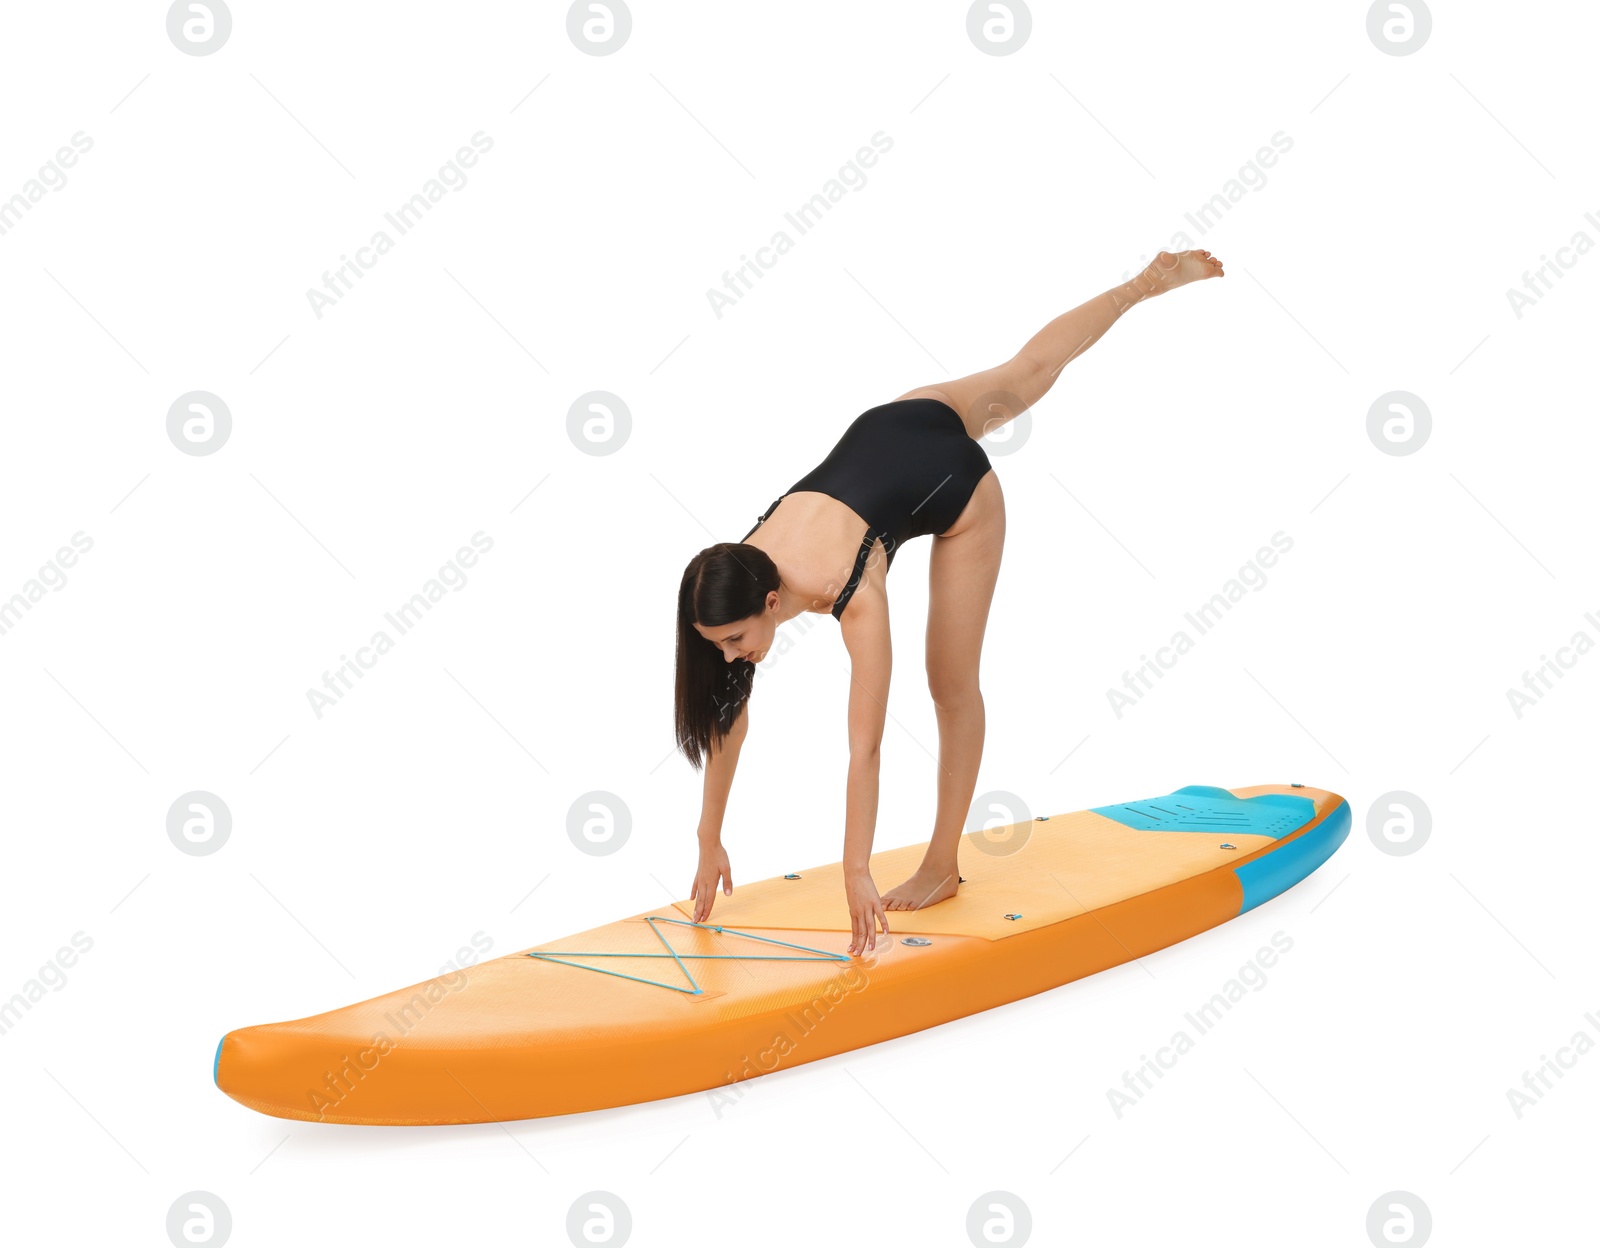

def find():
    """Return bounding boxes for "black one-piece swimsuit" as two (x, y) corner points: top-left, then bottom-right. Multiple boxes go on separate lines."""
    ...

(740, 397), (994, 619)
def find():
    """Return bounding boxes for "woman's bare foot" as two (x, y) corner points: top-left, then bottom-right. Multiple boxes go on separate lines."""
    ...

(1136, 248), (1225, 297)
(881, 862), (961, 910)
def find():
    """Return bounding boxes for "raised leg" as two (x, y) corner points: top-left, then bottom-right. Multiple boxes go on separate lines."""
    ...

(896, 249), (1224, 438)
(881, 470), (1006, 911)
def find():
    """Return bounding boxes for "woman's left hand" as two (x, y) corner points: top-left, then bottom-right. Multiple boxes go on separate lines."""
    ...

(843, 869), (889, 956)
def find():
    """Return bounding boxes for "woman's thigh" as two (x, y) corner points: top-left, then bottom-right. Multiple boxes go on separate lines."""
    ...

(898, 367), (1034, 441)
(925, 470), (1005, 699)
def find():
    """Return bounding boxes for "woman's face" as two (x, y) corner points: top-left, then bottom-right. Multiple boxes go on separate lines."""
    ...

(694, 595), (777, 664)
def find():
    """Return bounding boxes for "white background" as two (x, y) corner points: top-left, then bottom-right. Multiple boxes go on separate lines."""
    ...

(1, 1), (1595, 1245)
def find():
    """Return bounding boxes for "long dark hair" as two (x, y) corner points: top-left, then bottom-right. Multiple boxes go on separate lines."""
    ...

(675, 542), (780, 771)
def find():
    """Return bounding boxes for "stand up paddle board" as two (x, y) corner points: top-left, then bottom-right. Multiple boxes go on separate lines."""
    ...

(215, 782), (1348, 1125)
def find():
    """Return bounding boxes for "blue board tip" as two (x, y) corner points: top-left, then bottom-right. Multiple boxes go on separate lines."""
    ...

(1234, 799), (1351, 913)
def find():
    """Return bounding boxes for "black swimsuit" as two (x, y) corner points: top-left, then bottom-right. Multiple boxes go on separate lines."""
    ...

(741, 397), (994, 619)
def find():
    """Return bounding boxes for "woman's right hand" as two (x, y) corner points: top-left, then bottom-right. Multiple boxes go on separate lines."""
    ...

(691, 841), (734, 922)
(843, 868), (889, 956)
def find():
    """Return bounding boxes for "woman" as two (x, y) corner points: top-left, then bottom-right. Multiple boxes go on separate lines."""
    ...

(675, 249), (1225, 955)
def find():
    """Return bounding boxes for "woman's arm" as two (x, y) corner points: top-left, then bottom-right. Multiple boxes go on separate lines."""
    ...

(690, 696), (748, 921)
(698, 695), (748, 844)
(838, 577), (893, 954)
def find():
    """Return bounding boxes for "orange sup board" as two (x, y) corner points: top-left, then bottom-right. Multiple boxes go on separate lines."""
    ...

(215, 783), (1348, 1125)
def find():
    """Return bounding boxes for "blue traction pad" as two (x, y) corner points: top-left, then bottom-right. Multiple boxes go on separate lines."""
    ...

(1091, 786), (1316, 840)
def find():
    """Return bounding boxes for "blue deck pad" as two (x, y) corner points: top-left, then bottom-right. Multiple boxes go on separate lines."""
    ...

(1091, 787), (1317, 840)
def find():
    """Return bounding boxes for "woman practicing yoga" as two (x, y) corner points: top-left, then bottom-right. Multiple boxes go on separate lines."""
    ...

(675, 249), (1225, 955)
